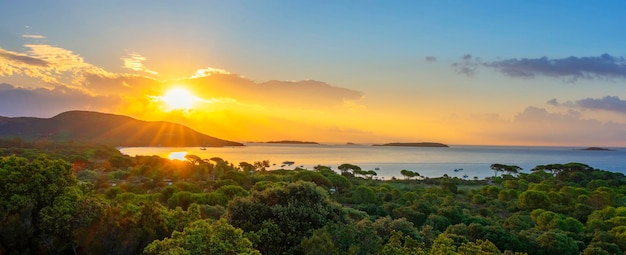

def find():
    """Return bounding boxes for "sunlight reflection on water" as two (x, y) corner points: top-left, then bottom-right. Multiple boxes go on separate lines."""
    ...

(168, 151), (188, 161)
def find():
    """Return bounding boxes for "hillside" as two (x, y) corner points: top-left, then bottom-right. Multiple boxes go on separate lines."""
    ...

(0, 111), (243, 147)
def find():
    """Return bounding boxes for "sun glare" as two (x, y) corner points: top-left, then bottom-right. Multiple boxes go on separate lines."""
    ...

(160, 87), (199, 111)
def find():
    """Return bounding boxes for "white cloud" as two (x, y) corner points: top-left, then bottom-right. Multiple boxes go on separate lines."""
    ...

(121, 52), (158, 75)
(22, 34), (46, 39)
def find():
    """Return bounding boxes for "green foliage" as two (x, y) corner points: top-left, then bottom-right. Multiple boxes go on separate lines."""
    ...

(226, 181), (346, 254)
(2, 144), (626, 255)
(353, 185), (381, 204)
(215, 184), (249, 200)
(294, 170), (332, 187)
(536, 231), (579, 255)
(517, 190), (551, 210)
(0, 155), (81, 253)
(300, 228), (340, 255)
(144, 219), (260, 255)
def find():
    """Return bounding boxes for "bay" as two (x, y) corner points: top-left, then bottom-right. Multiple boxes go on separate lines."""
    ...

(119, 143), (626, 179)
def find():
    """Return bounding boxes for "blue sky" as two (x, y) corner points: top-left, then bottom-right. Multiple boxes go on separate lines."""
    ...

(1, 1), (626, 146)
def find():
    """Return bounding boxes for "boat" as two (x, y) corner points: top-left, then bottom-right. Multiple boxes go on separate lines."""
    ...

(200, 147), (206, 150)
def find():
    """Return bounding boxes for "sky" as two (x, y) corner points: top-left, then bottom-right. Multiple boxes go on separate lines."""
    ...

(1, 1), (626, 146)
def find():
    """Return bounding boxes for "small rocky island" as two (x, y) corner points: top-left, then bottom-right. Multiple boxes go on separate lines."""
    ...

(266, 140), (319, 144)
(373, 142), (449, 147)
(579, 147), (613, 151)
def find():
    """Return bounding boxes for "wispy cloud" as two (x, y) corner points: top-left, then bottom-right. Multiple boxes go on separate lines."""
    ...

(483, 106), (626, 146)
(548, 96), (626, 114)
(0, 83), (120, 117)
(453, 54), (626, 81)
(121, 52), (158, 75)
(191, 67), (231, 78)
(22, 34), (46, 39)
(0, 49), (49, 67)
(451, 54), (481, 76)
(186, 74), (364, 109)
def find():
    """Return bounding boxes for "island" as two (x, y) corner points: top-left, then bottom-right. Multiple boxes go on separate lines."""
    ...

(373, 142), (449, 147)
(265, 140), (319, 144)
(579, 147), (613, 151)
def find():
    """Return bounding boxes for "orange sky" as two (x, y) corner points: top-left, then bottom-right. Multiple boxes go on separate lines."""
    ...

(1, 2), (626, 146)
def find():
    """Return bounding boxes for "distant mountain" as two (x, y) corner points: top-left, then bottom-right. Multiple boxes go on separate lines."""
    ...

(0, 111), (243, 147)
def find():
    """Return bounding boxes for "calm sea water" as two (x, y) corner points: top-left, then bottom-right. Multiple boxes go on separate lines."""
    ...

(119, 143), (626, 179)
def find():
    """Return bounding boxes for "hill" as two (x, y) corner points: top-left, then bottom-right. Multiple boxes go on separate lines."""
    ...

(0, 111), (243, 147)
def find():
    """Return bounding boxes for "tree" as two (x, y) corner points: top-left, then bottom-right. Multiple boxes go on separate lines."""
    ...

(300, 228), (340, 255)
(144, 219), (260, 255)
(253, 160), (270, 171)
(430, 234), (457, 255)
(401, 170), (419, 180)
(226, 181), (345, 254)
(184, 154), (205, 165)
(0, 155), (80, 254)
(536, 231), (578, 255)
(338, 163), (361, 176)
(517, 190), (551, 210)
(491, 163), (522, 177)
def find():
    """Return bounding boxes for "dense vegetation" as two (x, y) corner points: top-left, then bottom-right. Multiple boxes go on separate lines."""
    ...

(1, 138), (625, 255)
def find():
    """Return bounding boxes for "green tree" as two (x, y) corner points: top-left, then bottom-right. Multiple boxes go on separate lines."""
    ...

(338, 163), (361, 176)
(517, 190), (551, 210)
(226, 181), (345, 254)
(491, 163), (522, 177)
(536, 231), (578, 255)
(300, 228), (340, 255)
(0, 155), (79, 254)
(144, 219), (260, 255)
(430, 233), (457, 255)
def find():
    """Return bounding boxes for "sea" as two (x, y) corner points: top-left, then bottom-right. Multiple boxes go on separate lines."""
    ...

(119, 143), (626, 180)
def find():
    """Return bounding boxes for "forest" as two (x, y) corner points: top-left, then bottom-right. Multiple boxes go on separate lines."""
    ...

(1, 138), (625, 255)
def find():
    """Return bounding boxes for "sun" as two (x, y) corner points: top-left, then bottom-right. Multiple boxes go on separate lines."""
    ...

(159, 87), (200, 111)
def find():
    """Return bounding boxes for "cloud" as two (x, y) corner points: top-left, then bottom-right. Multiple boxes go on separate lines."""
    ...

(0, 83), (121, 117)
(549, 96), (626, 114)
(191, 67), (231, 78)
(22, 34), (46, 39)
(453, 54), (626, 81)
(185, 74), (364, 109)
(82, 73), (162, 95)
(0, 44), (112, 85)
(121, 52), (158, 75)
(451, 54), (481, 76)
(1, 37), (364, 115)
(425, 56), (437, 62)
(0, 49), (49, 67)
(483, 106), (626, 146)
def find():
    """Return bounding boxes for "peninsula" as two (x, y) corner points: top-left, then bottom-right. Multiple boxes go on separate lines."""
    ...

(265, 140), (319, 144)
(373, 142), (449, 147)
